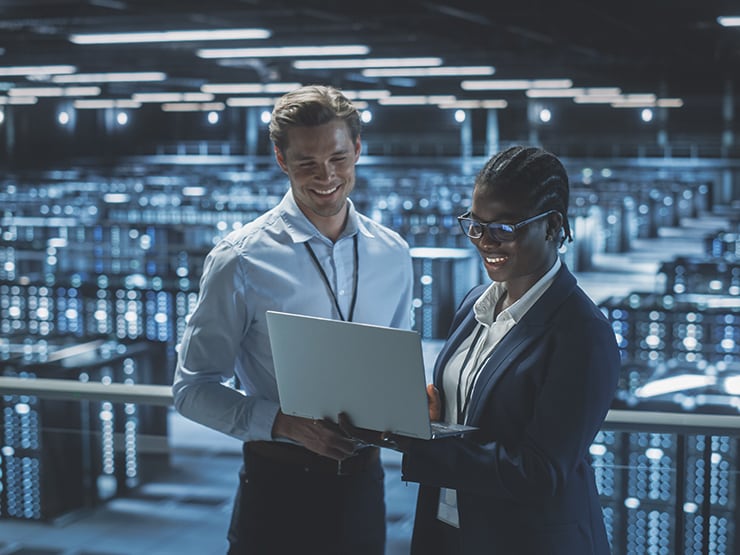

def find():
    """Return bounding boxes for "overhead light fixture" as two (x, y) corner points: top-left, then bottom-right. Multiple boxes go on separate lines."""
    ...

(8, 86), (100, 97)
(52, 72), (167, 83)
(0, 96), (38, 105)
(201, 82), (301, 94)
(69, 28), (272, 45)
(339, 90), (391, 100)
(361, 66), (495, 77)
(293, 57), (442, 69)
(611, 98), (683, 109)
(526, 87), (622, 98)
(607, 94), (660, 108)
(656, 98), (684, 108)
(198, 45), (369, 59)
(74, 99), (142, 109)
(162, 102), (226, 112)
(0, 65), (76, 76)
(132, 92), (214, 102)
(226, 97), (278, 107)
(462, 79), (573, 91)
(378, 95), (456, 106)
(717, 16), (740, 27)
(438, 99), (508, 109)
(573, 95), (621, 104)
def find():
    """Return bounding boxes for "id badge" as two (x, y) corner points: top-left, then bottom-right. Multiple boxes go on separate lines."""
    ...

(436, 487), (460, 528)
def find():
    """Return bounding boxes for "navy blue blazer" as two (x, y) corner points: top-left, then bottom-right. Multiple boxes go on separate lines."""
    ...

(402, 264), (620, 555)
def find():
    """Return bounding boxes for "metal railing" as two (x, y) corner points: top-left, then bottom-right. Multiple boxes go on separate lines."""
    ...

(1, 376), (739, 435)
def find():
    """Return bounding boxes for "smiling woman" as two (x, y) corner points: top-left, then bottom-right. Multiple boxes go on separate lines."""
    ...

(385, 145), (621, 555)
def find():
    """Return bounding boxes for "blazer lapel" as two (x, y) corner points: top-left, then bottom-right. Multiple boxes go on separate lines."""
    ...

(432, 309), (478, 387)
(464, 266), (578, 423)
(463, 321), (545, 423)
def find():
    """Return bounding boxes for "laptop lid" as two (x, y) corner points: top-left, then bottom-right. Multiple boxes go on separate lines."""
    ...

(266, 310), (440, 440)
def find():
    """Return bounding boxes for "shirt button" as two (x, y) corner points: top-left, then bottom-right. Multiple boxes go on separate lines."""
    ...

(339, 289), (346, 295)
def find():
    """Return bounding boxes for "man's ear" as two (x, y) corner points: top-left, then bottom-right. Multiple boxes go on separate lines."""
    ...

(353, 135), (362, 162)
(274, 145), (288, 173)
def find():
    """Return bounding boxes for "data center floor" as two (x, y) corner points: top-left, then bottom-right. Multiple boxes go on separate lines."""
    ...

(0, 212), (732, 555)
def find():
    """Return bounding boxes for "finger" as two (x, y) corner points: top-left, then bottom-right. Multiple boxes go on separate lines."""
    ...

(338, 412), (384, 446)
(381, 432), (412, 453)
(426, 383), (442, 421)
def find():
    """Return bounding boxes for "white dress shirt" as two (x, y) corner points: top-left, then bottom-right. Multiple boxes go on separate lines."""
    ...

(172, 189), (413, 442)
(438, 257), (562, 527)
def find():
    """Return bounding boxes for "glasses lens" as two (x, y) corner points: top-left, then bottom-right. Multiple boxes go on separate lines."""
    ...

(486, 225), (516, 242)
(466, 220), (482, 238)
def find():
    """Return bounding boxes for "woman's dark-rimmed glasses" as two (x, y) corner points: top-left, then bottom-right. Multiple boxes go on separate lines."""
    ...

(457, 210), (557, 242)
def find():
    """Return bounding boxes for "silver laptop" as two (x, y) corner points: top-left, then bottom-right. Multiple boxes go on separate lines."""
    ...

(266, 310), (477, 440)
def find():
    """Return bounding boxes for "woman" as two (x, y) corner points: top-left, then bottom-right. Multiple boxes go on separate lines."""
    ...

(346, 146), (620, 554)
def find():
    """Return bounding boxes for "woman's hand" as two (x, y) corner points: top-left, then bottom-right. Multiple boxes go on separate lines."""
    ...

(427, 383), (442, 421)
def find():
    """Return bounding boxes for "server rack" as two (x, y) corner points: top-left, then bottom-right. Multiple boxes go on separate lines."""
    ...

(0, 338), (169, 521)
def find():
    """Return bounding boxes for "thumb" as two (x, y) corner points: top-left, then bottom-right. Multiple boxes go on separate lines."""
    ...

(426, 383), (442, 421)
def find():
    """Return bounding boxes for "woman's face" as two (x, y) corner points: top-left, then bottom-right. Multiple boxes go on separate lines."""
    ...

(469, 187), (560, 298)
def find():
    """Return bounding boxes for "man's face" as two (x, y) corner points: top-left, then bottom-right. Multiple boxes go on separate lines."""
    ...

(275, 119), (361, 223)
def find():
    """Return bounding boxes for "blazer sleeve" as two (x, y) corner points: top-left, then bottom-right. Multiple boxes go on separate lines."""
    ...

(402, 307), (620, 502)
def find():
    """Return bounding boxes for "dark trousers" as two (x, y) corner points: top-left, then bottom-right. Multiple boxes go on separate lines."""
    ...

(227, 443), (386, 554)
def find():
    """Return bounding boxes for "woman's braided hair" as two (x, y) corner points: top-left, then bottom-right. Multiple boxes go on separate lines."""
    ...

(475, 145), (573, 246)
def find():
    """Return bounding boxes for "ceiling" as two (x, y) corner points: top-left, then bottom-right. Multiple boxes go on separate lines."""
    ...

(1, 1), (740, 116)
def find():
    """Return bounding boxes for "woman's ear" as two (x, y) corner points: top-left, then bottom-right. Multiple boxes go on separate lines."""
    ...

(546, 211), (564, 241)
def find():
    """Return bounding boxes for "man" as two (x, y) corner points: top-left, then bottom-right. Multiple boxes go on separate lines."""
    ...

(172, 85), (413, 554)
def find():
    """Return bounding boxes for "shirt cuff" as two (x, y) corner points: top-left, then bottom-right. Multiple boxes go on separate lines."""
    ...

(246, 398), (282, 442)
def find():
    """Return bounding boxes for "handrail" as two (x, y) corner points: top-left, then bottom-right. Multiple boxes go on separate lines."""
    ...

(0, 376), (172, 407)
(2, 376), (740, 434)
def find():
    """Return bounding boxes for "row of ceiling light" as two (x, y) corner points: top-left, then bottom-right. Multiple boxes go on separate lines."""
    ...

(7, 18), (740, 112)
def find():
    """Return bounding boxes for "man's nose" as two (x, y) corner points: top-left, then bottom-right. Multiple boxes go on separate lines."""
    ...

(315, 161), (334, 181)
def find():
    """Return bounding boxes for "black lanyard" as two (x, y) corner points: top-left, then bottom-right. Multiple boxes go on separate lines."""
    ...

(455, 325), (486, 425)
(304, 234), (359, 322)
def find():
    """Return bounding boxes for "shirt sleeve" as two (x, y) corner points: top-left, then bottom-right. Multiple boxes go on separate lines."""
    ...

(390, 247), (414, 330)
(172, 241), (280, 442)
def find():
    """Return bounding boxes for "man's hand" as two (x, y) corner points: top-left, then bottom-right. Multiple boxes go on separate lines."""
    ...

(272, 411), (359, 461)
(336, 412), (384, 446)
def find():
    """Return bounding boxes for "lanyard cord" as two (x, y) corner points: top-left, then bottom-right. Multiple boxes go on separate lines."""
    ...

(455, 325), (486, 425)
(303, 234), (359, 322)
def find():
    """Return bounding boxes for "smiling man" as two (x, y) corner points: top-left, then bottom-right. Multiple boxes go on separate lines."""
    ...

(172, 85), (413, 554)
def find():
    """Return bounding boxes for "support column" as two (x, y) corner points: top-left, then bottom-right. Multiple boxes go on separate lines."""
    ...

(527, 100), (539, 146)
(656, 81), (669, 154)
(244, 107), (259, 170)
(722, 78), (734, 155)
(486, 108), (500, 156)
(460, 109), (473, 174)
(3, 107), (14, 163)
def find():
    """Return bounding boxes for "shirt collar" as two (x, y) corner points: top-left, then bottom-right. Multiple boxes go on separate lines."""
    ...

(473, 257), (562, 326)
(278, 188), (372, 243)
